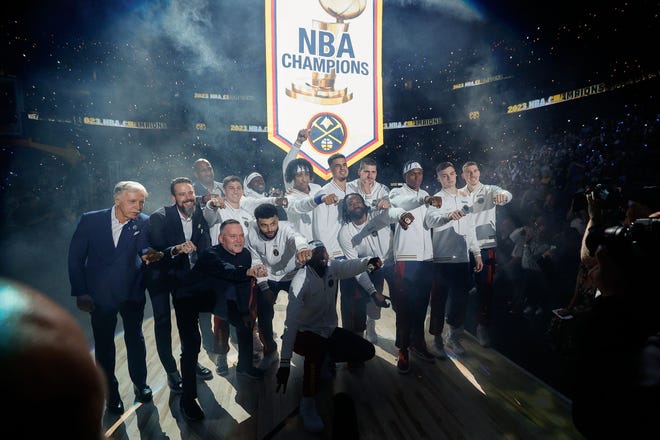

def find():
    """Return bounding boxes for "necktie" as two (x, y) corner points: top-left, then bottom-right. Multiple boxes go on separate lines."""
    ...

(117, 221), (132, 248)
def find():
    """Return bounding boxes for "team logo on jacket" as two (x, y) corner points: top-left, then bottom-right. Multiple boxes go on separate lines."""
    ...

(273, 249), (279, 256)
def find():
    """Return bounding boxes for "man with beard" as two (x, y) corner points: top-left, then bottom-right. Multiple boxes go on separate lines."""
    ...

(145, 177), (213, 392)
(389, 161), (443, 373)
(338, 193), (409, 345)
(346, 157), (391, 210)
(246, 203), (310, 369)
(275, 241), (381, 433)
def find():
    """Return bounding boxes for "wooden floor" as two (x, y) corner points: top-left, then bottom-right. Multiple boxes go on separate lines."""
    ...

(101, 291), (583, 440)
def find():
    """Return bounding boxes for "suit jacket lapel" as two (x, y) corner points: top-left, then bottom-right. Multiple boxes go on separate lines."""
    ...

(101, 209), (117, 252)
(166, 205), (186, 244)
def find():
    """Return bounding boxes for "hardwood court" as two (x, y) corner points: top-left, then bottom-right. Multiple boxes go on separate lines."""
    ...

(101, 293), (582, 440)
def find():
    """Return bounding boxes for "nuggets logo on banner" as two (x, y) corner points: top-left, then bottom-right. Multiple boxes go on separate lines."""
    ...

(309, 113), (347, 154)
(265, 0), (383, 180)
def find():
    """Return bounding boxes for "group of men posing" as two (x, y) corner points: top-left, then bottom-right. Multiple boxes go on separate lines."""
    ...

(67, 128), (511, 432)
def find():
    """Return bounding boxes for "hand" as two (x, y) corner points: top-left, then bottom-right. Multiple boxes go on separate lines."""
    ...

(141, 248), (164, 265)
(586, 191), (603, 224)
(177, 241), (197, 255)
(275, 366), (290, 393)
(275, 197), (288, 208)
(296, 128), (309, 144)
(269, 187), (283, 197)
(473, 255), (484, 273)
(202, 193), (219, 204)
(449, 210), (464, 221)
(425, 196), (443, 208)
(398, 212), (414, 230)
(209, 197), (226, 209)
(322, 193), (338, 205)
(370, 291), (391, 308)
(375, 199), (391, 209)
(296, 249), (312, 266)
(493, 193), (508, 205)
(247, 264), (268, 278)
(367, 257), (382, 272)
(76, 295), (95, 313)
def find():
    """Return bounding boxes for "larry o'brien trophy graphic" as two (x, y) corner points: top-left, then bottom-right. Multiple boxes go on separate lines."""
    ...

(285, 0), (367, 105)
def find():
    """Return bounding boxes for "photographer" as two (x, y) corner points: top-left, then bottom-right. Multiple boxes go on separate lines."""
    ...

(570, 213), (660, 438)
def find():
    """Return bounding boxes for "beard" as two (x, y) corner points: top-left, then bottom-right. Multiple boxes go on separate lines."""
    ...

(349, 206), (366, 222)
(179, 201), (196, 217)
(308, 249), (328, 277)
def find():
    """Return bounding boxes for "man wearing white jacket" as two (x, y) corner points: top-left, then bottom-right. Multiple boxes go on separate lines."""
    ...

(388, 161), (442, 373)
(246, 203), (309, 368)
(337, 193), (404, 344)
(425, 162), (483, 357)
(281, 128), (338, 241)
(459, 161), (512, 347)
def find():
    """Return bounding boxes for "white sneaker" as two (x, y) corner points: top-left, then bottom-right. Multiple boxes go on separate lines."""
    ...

(476, 324), (491, 348)
(300, 397), (324, 433)
(365, 317), (378, 344)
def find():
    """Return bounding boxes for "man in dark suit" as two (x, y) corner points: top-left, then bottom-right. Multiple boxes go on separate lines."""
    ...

(145, 177), (213, 392)
(174, 219), (268, 420)
(68, 180), (157, 415)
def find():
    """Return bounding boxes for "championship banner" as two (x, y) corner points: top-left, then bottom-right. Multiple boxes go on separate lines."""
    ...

(266, 0), (383, 180)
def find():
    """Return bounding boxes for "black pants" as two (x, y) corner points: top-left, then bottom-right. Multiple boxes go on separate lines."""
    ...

(391, 261), (433, 350)
(90, 299), (148, 400)
(294, 327), (374, 397)
(257, 279), (291, 354)
(430, 262), (471, 333)
(174, 295), (253, 404)
(147, 288), (178, 374)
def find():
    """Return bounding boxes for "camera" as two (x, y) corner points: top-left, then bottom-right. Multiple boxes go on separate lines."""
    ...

(585, 217), (660, 260)
(572, 183), (624, 212)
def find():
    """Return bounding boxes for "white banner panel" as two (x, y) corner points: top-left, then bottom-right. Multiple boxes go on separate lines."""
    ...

(266, 0), (383, 180)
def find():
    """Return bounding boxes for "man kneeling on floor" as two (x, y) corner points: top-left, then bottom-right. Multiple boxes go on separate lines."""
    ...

(275, 240), (382, 432)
